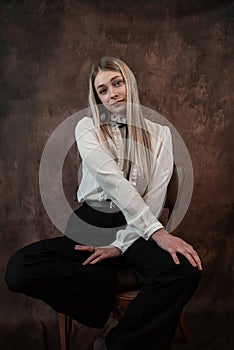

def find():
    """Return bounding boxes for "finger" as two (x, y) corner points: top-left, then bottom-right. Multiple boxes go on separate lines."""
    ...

(184, 246), (203, 270)
(74, 245), (95, 253)
(82, 251), (101, 265)
(171, 252), (180, 265)
(89, 255), (106, 264)
(83, 253), (106, 265)
(178, 247), (203, 270)
(190, 250), (203, 270)
(82, 252), (100, 265)
(181, 251), (198, 268)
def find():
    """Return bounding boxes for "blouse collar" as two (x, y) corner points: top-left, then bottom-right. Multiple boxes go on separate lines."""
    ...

(110, 114), (127, 125)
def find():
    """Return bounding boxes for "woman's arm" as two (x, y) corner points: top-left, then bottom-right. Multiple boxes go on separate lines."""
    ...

(109, 125), (174, 252)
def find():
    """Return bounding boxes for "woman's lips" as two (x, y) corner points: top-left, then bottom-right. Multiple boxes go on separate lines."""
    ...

(111, 100), (125, 106)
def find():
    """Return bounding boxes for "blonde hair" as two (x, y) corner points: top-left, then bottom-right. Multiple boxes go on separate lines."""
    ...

(89, 56), (152, 185)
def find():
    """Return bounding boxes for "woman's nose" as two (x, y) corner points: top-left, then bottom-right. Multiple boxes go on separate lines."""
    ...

(110, 88), (118, 99)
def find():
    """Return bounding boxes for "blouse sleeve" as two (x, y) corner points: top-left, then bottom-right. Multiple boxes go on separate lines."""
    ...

(109, 125), (174, 253)
(75, 119), (172, 251)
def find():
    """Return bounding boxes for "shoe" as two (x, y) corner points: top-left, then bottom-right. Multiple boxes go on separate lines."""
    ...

(93, 337), (107, 350)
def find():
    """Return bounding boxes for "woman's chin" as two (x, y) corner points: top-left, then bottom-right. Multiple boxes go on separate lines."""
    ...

(111, 105), (126, 116)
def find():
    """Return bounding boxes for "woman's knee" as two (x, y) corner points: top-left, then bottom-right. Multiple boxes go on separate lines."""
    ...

(5, 249), (31, 293)
(145, 255), (201, 291)
(177, 255), (201, 290)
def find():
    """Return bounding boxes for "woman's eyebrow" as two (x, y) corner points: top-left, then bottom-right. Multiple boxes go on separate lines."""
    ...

(96, 75), (122, 89)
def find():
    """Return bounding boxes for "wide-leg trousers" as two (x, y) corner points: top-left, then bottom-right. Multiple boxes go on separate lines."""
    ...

(5, 202), (201, 350)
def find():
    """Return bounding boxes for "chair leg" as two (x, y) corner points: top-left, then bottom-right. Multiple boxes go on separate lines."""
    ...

(111, 305), (123, 322)
(59, 313), (72, 350)
(179, 314), (191, 343)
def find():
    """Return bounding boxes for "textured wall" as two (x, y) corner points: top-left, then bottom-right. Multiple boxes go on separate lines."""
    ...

(0, 1), (233, 349)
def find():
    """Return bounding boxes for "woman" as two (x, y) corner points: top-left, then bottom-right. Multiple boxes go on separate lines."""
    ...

(5, 57), (202, 350)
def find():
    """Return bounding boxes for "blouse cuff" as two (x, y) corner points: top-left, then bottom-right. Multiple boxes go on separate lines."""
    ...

(110, 241), (129, 254)
(142, 222), (164, 240)
(110, 235), (140, 253)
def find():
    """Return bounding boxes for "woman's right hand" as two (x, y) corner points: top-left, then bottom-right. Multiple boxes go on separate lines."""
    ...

(151, 228), (203, 270)
(74, 244), (122, 265)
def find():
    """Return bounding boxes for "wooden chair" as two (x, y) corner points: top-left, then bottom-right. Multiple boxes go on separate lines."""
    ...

(58, 165), (191, 349)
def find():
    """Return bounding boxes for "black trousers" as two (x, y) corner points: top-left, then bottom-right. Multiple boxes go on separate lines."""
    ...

(5, 202), (201, 350)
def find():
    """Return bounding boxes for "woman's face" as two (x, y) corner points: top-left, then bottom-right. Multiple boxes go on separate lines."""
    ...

(94, 70), (127, 117)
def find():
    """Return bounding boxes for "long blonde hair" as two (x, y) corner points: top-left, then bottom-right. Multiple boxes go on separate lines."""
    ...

(88, 56), (152, 185)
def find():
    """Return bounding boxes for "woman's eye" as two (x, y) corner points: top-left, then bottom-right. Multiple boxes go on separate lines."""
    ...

(99, 88), (107, 95)
(114, 80), (123, 87)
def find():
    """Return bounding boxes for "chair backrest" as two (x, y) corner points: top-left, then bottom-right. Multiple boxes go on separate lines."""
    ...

(164, 164), (179, 215)
(162, 164), (185, 232)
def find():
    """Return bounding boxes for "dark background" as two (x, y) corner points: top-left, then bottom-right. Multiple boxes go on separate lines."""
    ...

(0, 0), (233, 349)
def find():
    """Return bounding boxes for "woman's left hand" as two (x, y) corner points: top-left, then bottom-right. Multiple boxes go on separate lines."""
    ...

(151, 228), (203, 270)
(74, 245), (122, 265)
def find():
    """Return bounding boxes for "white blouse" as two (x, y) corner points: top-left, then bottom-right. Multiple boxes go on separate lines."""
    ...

(75, 116), (174, 253)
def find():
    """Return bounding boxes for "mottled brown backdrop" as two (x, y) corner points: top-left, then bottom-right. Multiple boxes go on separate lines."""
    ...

(0, 1), (233, 349)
